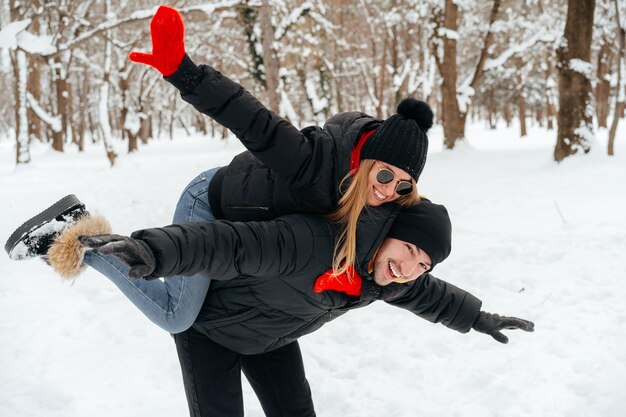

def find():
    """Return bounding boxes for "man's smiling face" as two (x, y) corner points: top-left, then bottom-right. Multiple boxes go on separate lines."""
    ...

(372, 237), (432, 286)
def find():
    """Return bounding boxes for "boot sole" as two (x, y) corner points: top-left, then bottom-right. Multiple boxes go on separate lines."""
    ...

(4, 194), (84, 256)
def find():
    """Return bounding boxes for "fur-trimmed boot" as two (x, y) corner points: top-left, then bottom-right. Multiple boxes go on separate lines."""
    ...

(5, 195), (111, 279)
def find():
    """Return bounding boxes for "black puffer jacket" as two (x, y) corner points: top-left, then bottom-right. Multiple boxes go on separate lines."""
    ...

(132, 210), (482, 355)
(166, 55), (380, 221)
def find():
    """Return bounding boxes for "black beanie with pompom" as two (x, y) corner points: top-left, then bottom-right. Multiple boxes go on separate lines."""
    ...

(360, 98), (433, 182)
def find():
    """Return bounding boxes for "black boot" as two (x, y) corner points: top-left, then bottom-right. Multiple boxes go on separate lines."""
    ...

(5, 195), (88, 260)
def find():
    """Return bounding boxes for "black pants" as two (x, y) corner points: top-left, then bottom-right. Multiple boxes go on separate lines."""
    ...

(174, 326), (316, 417)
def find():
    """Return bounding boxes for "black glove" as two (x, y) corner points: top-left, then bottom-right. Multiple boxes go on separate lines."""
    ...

(79, 234), (156, 279)
(472, 311), (534, 344)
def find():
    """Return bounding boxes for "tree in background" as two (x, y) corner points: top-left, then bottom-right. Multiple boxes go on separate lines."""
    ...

(0, 0), (624, 165)
(555, 0), (596, 162)
(608, 0), (626, 156)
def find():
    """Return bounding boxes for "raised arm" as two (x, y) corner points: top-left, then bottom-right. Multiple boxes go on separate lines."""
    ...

(79, 215), (330, 281)
(129, 6), (333, 185)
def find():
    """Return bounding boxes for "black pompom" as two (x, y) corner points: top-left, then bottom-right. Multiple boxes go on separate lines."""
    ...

(397, 98), (434, 132)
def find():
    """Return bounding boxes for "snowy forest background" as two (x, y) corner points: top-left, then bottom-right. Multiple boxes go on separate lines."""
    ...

(0, 0), (623, 165)
(1, 1), (626, 417)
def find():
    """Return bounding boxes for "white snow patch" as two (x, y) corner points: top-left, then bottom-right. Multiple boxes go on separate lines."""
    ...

(438, 27), (459, 40)
(15, 30), (56, 55)
(124, 110), (141, 136)
(27, 92), (62, 133)
(456, 84), (475, 114)
(568, 58), (593, 79)
(0, 19), (30, 49)
(574, 123), (595, 145)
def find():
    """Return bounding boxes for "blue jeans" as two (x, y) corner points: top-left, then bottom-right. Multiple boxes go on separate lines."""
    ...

(83, 168), (218, 333)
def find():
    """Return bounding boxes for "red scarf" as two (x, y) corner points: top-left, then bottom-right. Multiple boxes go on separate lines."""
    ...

(313, 264), (363, 296)
(314, 128), (376, 297)
(349, 128), (377, 172)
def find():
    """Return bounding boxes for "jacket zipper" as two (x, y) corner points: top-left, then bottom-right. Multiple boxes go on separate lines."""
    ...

(225, 205), (271, 211)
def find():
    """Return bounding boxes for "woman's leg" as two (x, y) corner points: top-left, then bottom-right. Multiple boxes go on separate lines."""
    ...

(83, 168), (219, 333)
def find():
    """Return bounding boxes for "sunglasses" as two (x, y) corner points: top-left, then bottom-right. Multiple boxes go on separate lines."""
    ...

(375, 162), (414, 196)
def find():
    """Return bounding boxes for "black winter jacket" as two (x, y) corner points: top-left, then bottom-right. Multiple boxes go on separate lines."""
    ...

(165, 55), (380, 221)
(132, 212), (482, 355)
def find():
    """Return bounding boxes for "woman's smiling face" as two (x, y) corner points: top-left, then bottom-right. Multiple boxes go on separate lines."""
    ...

(365, 160), (414, 207)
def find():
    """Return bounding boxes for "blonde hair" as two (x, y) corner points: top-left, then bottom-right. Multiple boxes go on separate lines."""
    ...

(326, 159), (420, 278)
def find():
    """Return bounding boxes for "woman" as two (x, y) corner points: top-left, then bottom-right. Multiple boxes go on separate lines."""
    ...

(6, 5), (431, 334)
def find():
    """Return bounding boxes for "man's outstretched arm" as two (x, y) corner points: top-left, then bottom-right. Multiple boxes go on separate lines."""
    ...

(80, 215), (331, 280)
(385, 273), (534, 343)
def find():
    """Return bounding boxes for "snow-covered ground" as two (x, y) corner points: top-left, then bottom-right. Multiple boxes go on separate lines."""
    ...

(1, 122), (625, 417)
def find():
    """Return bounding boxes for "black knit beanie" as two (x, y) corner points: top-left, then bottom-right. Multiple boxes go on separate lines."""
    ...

(360, 98), (433, 182)
(387, 199), (451, 270)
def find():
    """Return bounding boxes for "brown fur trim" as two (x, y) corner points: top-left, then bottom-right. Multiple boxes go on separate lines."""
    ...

(47, 215), (112, 279)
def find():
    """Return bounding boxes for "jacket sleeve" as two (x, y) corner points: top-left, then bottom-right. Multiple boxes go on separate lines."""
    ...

(384, 273), (482, 333)
(130, 215), (324, 280)
(164, 55), (335, 188)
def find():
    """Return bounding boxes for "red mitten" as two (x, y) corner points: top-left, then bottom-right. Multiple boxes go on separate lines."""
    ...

(313, 266), (362, 297)
(129, 5), (186, 76)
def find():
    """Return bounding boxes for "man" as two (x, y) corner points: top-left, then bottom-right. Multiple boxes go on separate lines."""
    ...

(79, 200), (533, 416)
(6, 199), (533, 416)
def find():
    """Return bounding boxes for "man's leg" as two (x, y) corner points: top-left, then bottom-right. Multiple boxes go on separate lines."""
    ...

(174, 326), (244, 417)
(241, 341), (316, 417)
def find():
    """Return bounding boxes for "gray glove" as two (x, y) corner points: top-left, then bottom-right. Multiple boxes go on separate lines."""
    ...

(79, 234), (156, 279)
(472, 311), (534, 344)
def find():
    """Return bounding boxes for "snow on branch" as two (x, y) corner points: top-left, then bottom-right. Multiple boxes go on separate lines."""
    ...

(0, 19), (31, 49)
(26, 92), (62, 133)
(568, 58), (593, 79)
(54, 1), (245, 56)
(301, 10), (339, 41)
(275, 2), (313, 40)
(393, 59), (412, 92)
(484, 29), (557, 71)
(438, 27), (460, 40)
(15, 31), (56, 55)
(0, 19), (52, 55)
(179, 0), (247, 15)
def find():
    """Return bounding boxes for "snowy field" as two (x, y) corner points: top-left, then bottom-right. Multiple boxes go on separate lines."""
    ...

(1, 122), (625, 417)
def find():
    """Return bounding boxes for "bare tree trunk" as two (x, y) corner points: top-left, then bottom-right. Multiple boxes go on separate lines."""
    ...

(376, 33), (388, 118)
(196, 114), (208, 135)
(518, 96), (527, 137)
(487, 88), (496, 129)
(535, 106), (544, 128)
(545, 56), (556, 130)
(609, 0), (625, 156)
(260, 0), (279, 112)
(99, 0), (117, 166)
(138, 101), (151, 144)
(595, 41), (613, 128)
(516, 58), (527, 137)
(26, 19), (43, 143)
(14, 49), (30, 164)
(555, 0), (595, 162)
(120, 72), (139, 152)
(503, 100), (512, 127)
(51, 70), (66, 152)
(436, 0), (464, 149)
(433, 0), (501, 149)
(77, 70), (87, 152)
